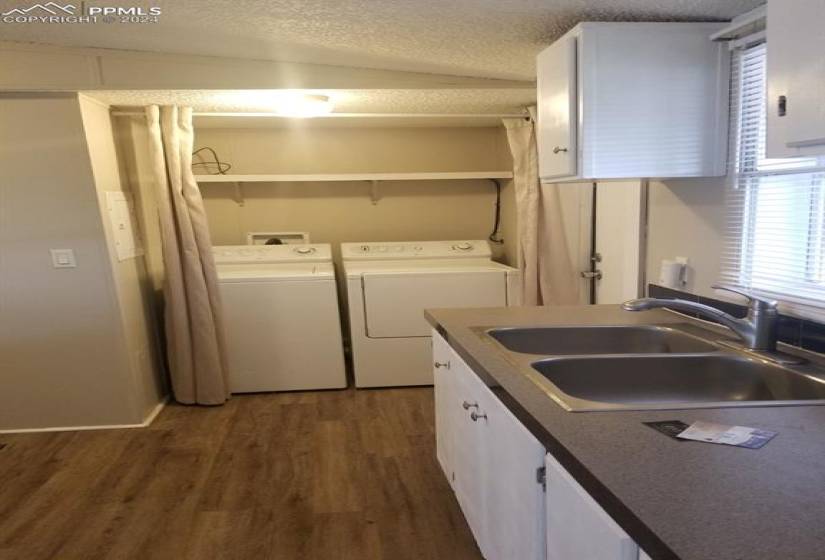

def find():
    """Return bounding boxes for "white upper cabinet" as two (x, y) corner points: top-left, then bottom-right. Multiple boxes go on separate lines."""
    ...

(766, 0), (825, 157)
(537, 23), (730, 182)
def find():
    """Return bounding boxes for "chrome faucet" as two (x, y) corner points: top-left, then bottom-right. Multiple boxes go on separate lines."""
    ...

(622, 284), (780, 352)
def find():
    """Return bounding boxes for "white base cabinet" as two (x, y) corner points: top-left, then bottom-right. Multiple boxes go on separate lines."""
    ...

(545, 453), (638, 560)
(433, 330), (545, 560)
(434, 330), (652, 560)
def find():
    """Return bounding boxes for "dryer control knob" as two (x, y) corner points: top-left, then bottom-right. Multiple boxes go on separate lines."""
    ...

(453, 242), (473, 251)
(295, 246), (316, 255)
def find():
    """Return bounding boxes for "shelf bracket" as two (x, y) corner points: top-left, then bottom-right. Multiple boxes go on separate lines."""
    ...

(369, 179), (380, 205)
(233, 181), (245, 206)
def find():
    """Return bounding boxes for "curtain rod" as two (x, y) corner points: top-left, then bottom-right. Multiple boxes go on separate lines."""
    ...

(110, 111), (527, 118)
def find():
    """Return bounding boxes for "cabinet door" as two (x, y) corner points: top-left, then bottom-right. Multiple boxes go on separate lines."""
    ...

(545, 453), (638, 560)
(482, 386), (546, 560)
(767, 0), (825, 157)
(537, 36), (578, 179)
(432, 330), (455, 484)
(450, 361), (489, 554)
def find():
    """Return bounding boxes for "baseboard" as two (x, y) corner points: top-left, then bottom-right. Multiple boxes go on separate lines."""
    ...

(140, 395), (169, 426)
(0, 395), (170, 434)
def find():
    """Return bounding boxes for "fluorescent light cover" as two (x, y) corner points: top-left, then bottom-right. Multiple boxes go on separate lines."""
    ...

(275, 93), (334, 117)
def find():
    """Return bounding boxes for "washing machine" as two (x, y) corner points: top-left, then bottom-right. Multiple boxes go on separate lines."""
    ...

(214, 244), (346, 392)
(342, 240), (521, 387)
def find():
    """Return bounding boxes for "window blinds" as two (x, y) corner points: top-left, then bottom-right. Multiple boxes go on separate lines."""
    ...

(721, 42), (825, 310)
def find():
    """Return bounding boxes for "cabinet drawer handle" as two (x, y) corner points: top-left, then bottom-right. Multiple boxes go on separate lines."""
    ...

(434, 361), (450, 369)
(470, 411), (487, 422)
(462, 400), (479, 410)
(552, 146), (568, 154)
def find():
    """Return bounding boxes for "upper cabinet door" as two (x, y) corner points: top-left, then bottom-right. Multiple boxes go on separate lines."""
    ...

(767, 0), (825, 157)
(537, 36), (578, 180)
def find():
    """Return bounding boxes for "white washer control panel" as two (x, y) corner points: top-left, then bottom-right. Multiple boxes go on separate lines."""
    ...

(213, 244), (331, 264)
(342, 240), (491, 260)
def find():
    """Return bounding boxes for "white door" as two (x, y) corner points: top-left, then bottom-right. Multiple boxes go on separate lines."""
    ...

(560, 181), (645, 304)
(594, 181), (645, 304)
(767, 0), (825, 157)
(545, 453), (638, 560)
(537, 36), (578, 179)
(482, 387), (546, 560)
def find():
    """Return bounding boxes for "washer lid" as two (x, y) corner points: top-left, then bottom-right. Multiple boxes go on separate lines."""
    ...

(213, 243), (332, 264)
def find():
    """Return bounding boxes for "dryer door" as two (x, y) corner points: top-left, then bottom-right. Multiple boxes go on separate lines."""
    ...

(362, 270), (507, 338)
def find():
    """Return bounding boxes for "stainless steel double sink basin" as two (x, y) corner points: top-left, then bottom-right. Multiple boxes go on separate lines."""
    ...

(480, 325), (825, 411)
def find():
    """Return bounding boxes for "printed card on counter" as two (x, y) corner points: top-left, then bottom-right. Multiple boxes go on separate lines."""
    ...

(676, 421), (777, 449)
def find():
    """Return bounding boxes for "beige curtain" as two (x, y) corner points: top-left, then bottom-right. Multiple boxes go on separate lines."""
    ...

(145, 105), (230, 405)
(503, 111), (578, 306)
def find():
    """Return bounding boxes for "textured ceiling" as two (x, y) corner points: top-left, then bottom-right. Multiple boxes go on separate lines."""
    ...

(1, 0), (760, 80)
(88, 89), (536, 114)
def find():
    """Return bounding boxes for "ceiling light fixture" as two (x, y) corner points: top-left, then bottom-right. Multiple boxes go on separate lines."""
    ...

(276, 93), (334, 118)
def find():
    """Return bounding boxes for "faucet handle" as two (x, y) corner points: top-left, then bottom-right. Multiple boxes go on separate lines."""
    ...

(711, 284), (778, 311)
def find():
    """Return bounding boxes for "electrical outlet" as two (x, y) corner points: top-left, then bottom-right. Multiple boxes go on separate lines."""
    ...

(50, 249), (76, 268)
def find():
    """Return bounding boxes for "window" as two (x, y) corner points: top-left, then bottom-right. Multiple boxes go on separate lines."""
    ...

(722, 42), (825, 313)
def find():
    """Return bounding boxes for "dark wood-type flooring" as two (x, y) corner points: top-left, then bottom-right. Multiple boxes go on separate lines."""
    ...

(0, 388), (482, 560)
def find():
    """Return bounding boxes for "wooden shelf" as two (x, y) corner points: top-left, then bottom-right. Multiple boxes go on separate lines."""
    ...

(193, 171), (513, 183)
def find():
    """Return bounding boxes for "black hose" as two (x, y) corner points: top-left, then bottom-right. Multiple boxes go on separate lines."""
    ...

(489, 179), (504, 244)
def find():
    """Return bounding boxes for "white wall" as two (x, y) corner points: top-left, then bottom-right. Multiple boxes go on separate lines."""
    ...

(645, 177), (727, 298)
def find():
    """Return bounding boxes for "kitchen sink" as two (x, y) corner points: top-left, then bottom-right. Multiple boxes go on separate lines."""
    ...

(530, 355), (825, 411)
(487, 325), (718, 356)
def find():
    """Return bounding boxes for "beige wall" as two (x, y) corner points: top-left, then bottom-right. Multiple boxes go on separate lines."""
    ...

(0, 94), (166, 431)
(194, 126), (517, 266)
(645, 177), (727, 298)
(112, 116), (165, 294)
(0, 94), (143, 430)
(79, 96), (167, 421)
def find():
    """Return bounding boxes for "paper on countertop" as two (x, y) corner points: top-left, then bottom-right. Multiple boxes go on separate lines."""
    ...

(676, 421), (777, 449)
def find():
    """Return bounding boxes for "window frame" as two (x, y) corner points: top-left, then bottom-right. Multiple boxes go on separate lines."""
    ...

(723, 38), (825, 320)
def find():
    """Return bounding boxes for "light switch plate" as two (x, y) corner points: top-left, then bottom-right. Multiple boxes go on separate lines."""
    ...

(50, 249), (76, 268)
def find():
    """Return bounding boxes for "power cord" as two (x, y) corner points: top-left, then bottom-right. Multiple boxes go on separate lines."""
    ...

(191, 146), (232, 175)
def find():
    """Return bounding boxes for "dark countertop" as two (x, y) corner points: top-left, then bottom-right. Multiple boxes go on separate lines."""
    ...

(426, 305), (825, 560)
